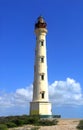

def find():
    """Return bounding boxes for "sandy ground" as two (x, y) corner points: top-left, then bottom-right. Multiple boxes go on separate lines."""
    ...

(40, 119), (80, 130)
(9, 119), (81, 130)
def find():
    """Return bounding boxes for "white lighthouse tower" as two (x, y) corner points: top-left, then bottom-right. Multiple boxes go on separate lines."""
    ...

(30, 16), (52, 117)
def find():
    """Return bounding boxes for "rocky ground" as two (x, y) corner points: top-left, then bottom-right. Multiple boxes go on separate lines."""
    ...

(9, 119), (81, 130)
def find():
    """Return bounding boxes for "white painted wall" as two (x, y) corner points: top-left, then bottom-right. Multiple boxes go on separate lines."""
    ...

(33, 28), (48, 102)
(30, 27), (52, 116)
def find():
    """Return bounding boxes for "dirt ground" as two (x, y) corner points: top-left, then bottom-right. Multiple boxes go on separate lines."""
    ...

(9, 119), (81, 130)
(40, 119), (80, 130)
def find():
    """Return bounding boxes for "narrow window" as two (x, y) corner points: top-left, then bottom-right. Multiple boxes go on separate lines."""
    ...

(40, 40), (44, 46)
(40, 73), (45, 80)
(40, 57), (44, 63)
(40, 91), (45, 99)
(41, 74), (44, 80)
(42, 93), (44, 99)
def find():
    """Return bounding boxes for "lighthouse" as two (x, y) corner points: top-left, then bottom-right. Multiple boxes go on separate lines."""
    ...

(30, 16), (52, 117)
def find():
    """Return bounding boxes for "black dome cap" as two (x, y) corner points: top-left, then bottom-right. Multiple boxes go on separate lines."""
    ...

(35, 16), (47, 29)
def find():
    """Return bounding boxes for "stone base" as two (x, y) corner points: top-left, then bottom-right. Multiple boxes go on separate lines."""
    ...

(30, 101), (52, 116)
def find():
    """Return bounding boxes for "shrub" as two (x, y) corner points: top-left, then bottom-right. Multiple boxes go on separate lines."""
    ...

(0, 124), (8, 130)
(38, 119), (58, 126)
(0, 115), (58, 128)
(12, 119), (24, 126)
(77, 120), (83, 129)
(27, 116), (39, 125)
(6, 122), (17, 128)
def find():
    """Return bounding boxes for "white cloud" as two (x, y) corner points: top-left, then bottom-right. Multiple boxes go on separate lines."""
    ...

(14, 85), (33, 105)
(0, 85), (33, 108)
(0, 78), (83, 116)
(49, 78), (83, 106)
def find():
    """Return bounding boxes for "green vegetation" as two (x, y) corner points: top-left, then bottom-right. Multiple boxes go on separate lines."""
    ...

(0, 115), (58, 129)
(0, 124), (8, 130)
(38, 119), (58, 126)
(6, 122), (17, 128)
(77, 120), (83, 129)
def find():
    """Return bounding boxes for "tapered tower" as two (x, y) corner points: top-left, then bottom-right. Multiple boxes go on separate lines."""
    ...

(30, 16), (52, 117)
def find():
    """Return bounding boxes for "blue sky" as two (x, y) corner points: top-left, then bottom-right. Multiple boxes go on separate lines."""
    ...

(0, 0), (83, 118)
